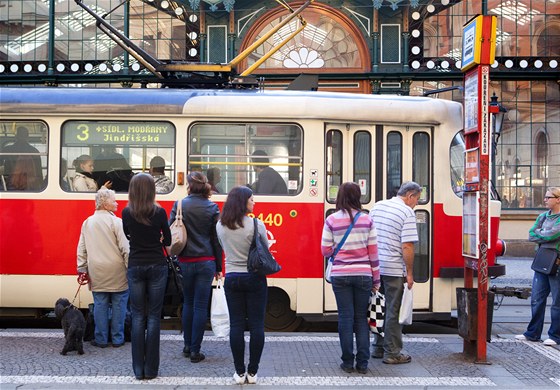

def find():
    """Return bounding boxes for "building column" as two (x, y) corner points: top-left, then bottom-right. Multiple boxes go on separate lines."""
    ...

(372, 32), (380, 72)
(402, 32), (410, 73)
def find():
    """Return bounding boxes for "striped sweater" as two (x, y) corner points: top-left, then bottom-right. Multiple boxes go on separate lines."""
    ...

(321, 210), (380, 286)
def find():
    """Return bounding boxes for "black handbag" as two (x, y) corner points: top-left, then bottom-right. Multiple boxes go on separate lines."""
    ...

(163, 247), (184, 296)
(531, 247), (560, 275)
(248, 218), (281, 275)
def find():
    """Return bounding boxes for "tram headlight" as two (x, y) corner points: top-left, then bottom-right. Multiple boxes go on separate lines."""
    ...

(495, 239), (506, 257)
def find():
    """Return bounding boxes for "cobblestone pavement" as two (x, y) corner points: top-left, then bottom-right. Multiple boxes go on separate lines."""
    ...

(1, 330), (559, 389)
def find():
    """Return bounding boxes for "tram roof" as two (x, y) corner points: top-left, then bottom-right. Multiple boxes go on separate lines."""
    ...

(0, 87), (462, 126)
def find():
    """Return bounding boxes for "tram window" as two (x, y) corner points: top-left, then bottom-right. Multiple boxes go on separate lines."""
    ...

(386, 132), (402, 198)
(450, 132), (466, 197)
(353, 131), (371, 204)
(61, 121), (176, 193)
(189, 122), (302, 195)
(413, 210), (430, 283)
(0, 121), (47, 192)
(326, 130), (343, 203)
(412, 132), (430, 204)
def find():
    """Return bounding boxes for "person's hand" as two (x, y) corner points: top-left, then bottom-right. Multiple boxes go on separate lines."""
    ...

(103, 180), (112, 189)
(372, 283), (381, 293)
(215, 272), (223, 281)
(77, 272), (89, 285)
(406, 274), (414, 290)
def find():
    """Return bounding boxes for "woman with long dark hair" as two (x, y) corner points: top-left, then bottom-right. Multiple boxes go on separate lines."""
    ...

(216, 186), (268, 385)
(169, 171), (222, 363)
(122, 173), (171, 380)
(321, 182), (380, 374)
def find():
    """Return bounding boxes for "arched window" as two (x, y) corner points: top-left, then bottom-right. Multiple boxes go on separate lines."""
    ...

(536, 131), (548, 180)
(240, 3), (369, 73)
(536, 23), (560, 57)
(532, 130), (549, 207)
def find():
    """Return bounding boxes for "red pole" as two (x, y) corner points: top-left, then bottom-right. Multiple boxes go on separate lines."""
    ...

(461, 15), (496, 363)
(477, 65), (490, 363)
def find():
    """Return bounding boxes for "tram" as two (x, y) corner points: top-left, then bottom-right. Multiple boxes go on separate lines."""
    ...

(0, 87), (505, 330)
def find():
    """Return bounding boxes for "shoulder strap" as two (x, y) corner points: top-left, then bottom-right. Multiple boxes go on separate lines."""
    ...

(252, 217), (258, 243)
(176, 199), (183, 220)
(331, 212), (361, 259)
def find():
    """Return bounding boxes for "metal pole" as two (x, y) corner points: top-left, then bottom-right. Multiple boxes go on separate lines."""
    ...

(48, 0), (55, 75)
(124, 0), (129, 72)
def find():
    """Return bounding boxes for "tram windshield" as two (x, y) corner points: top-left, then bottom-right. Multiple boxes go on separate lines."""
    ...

(450, 132), (466, 198)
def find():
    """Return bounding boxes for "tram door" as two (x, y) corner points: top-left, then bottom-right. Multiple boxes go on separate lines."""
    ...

(323, 124), (432, 313)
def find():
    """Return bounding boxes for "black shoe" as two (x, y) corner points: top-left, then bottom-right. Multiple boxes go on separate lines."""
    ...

(356, 366), (368, 374)
(371, 350), (383, 359)
(183, 346), (190, 357)
(112, 343), (124, 348)
(90, 340), (109, 348)
(190, 352), (205, 363)
(340, 363), (354, 373)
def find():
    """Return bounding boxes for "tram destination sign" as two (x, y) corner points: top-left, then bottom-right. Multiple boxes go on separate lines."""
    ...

(63, 121), (175, 146)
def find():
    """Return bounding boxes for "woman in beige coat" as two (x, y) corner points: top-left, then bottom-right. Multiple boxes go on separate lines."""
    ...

(77, 188), (129, 348)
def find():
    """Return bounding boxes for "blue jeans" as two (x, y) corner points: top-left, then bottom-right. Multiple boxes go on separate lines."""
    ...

(332, 275), (372, 369)
(180, 260), (216, 353)
(127, 264), (168, 379)
(224, 273), (267, 375)
(524, 269), (560, 343)
(373, 275), (405, 358)
(92, 290), (129, 346)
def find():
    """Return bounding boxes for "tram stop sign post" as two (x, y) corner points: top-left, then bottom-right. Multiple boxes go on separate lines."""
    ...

(460, 14), (497, 364)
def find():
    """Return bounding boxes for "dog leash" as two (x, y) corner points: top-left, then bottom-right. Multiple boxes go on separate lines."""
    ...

(71, 273), (90, 306)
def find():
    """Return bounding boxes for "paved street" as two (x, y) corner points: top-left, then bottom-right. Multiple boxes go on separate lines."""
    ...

(1, 257), (558, 389)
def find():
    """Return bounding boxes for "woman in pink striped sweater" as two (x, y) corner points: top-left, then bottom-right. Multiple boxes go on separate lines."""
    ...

(321, 182), (380, 374)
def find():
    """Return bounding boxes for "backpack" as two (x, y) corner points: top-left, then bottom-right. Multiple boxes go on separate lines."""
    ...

(167, 200), (187, 256)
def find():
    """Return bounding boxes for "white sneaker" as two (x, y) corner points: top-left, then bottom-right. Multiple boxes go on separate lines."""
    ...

(543, 338), (558, 346)
(247, 373), (258, 384)
(233, 372), (246, 385)
(514, 334), (527, 341)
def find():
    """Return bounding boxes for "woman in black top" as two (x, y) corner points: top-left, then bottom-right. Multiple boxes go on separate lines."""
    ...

(169, 171), (222, 363)
(122, 173), (171, 380)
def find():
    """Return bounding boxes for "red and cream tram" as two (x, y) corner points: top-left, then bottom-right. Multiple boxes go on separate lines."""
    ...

(0, 87), (505, 330)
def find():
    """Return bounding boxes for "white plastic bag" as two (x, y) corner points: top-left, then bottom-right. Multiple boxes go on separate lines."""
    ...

(399, 284), (413, 325)
(325, 257), (334, 283)
(211, 279), (230, 337)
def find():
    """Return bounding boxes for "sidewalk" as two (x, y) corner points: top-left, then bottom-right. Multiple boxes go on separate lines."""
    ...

(1, 329), (559, 389)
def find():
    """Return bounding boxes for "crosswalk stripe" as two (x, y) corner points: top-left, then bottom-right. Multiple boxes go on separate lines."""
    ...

(0, 375), (496, 386)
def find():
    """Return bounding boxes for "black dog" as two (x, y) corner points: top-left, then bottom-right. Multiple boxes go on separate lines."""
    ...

(54, 298), (86, 355)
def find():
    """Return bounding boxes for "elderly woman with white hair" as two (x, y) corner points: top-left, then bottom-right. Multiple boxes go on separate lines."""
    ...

(77, 188), (130, 348)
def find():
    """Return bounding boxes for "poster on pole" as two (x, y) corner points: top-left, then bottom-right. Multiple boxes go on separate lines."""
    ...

(462, 191), (479, 258)
(464, 69), (479, 134)
(465, 147), (479, 184)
